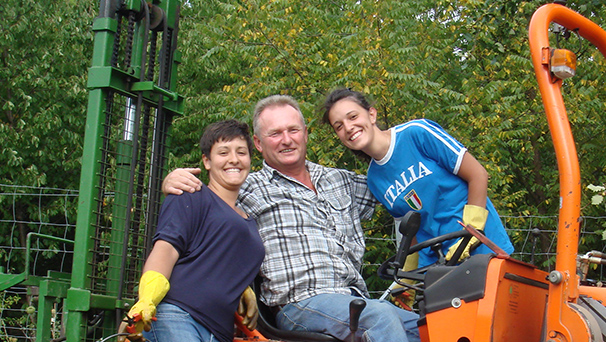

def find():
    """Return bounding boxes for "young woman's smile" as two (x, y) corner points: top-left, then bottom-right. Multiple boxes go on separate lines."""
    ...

(328, 98), (376, 151)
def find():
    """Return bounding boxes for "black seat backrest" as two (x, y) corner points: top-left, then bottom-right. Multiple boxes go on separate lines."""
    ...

(253, 276), (341, 342)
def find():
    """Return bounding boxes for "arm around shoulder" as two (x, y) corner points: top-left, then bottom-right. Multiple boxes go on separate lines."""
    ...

(162, 168), (203, 196)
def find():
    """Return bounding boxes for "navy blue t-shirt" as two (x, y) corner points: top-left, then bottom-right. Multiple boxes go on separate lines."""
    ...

(153, 185), (264, 342)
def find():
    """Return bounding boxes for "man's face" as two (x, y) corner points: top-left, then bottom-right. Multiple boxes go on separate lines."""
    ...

(254, 104), (308, 172)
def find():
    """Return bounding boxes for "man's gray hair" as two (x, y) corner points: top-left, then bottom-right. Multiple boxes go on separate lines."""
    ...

(253, 95), (305, 136)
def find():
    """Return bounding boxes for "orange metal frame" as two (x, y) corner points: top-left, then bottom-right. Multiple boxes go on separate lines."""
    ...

(529, 3), (606, 342)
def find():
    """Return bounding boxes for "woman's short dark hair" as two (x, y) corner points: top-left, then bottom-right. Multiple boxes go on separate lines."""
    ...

(199, 119), (253, 158)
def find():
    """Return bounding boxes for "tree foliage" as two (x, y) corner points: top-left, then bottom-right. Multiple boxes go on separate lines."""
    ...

(174, 0), (606, 216)
(1, 0), (95, 188)
(3, 0), (606, 284)
(1, 0), (96, 266)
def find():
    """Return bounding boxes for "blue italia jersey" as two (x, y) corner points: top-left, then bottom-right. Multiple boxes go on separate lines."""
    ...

(367, 119), (514, 266)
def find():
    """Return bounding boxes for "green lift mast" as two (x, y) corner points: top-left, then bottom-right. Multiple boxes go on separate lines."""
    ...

(66, 0), (183, 340)
(0, 0), (183, 341)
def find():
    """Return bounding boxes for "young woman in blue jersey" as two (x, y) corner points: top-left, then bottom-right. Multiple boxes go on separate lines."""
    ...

(120, 120), (265, 342)
(322, 88), (513, 268)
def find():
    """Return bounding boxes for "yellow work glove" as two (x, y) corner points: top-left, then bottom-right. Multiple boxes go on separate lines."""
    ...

(118, 270), (170, 342)
(445, 205), (488, 263)
(391, 252), (419, 311)
(237, 286), (259, 330)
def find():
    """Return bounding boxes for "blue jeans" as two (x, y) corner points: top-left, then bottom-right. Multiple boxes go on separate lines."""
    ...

(143, 303), (217, 342)
(275, 293), (421, 342)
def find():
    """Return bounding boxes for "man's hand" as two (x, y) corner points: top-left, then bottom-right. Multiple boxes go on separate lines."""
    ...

(162, 168), (203, 195)
(237, 286), (259, 330)
(446, 205), (488, 262)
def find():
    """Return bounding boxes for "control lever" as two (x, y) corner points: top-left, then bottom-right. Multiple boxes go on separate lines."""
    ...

(391, 211), (422, 270)
(586, 251), (606, 264)
(349, 299), (366, 342)
(579, 250), (606, 282)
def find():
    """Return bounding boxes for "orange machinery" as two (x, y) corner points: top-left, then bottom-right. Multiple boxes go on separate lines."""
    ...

(416, 2), (606, 342)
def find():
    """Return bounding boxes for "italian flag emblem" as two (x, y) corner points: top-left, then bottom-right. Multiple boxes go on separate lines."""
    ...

(404, 190), (422, 210)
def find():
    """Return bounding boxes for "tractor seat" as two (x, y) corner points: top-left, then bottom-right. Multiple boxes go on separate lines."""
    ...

(253, 276), (341, 342)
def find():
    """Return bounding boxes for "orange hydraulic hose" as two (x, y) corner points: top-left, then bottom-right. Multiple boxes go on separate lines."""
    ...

(529, 4), (606, 341)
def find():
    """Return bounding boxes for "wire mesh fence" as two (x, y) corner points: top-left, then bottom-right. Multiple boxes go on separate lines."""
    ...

(1, 184), (606, 340)
(0, 185), (77, 341)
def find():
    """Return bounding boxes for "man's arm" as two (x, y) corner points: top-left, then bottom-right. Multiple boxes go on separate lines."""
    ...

(162, 168), (203, 195)
(350, 172), (378, 221)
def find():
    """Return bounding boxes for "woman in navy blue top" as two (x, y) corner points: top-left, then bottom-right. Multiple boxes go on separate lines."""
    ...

(122, 120), (265, 342)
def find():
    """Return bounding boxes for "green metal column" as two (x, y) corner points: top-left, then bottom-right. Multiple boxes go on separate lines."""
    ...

(36, 279), (70, 342)
(64, 0), (183, 341)
(65, 7), (118, 341)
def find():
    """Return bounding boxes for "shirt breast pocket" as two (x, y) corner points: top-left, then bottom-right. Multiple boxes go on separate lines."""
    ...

(325, 191), (352, 211)
(323, 190), (356, 234)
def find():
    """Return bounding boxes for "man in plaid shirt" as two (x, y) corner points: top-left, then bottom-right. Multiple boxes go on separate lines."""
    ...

(163, 95), (420, 342)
